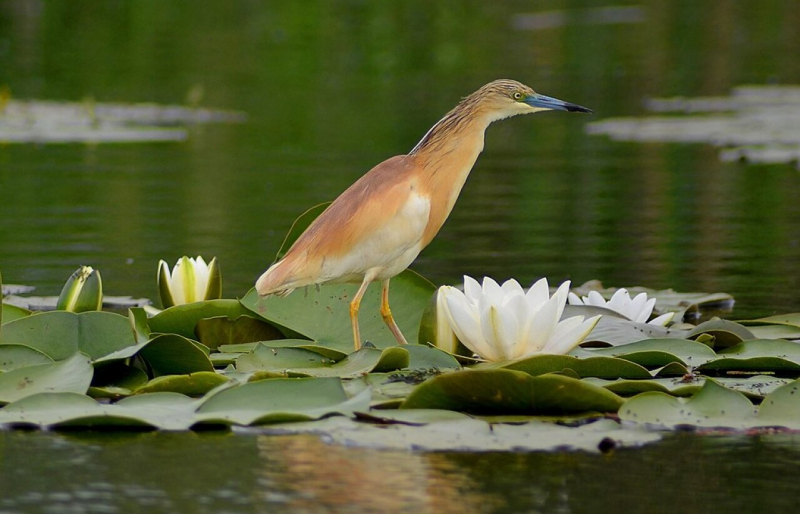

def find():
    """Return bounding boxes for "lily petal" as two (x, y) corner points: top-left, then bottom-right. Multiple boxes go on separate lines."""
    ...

(649, 311), (675, 326)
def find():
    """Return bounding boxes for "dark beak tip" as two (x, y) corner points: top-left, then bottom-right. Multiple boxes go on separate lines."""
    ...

(567, 104), (593, 114)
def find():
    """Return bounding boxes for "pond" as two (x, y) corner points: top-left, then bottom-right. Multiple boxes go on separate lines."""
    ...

(2, 1), (800, 511)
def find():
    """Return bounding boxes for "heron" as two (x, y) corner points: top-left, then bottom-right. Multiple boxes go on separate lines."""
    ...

(256, 79), (591, 351)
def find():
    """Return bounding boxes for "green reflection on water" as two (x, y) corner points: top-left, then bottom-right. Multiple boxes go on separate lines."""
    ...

(1, 2), (800, 316)
(2, 430), (800, 513)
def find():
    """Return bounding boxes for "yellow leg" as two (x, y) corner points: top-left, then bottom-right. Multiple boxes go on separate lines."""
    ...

(350, 275), (374, 351)
(381, 279), (409, 345)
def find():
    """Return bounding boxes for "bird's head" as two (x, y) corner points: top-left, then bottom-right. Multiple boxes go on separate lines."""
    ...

(471, 79), (592, 122)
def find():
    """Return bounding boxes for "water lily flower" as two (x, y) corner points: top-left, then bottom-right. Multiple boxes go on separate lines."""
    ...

(157, 256), (221, 308)
(568, 289), (674, 326)
(439, 276), (601, 362)
(57, 265), (103, 312)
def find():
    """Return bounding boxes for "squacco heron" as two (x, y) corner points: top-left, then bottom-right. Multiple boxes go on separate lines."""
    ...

(256, 79), (591, 350)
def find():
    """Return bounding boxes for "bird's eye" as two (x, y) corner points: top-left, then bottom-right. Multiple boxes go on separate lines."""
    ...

(513, 92), (523, 100)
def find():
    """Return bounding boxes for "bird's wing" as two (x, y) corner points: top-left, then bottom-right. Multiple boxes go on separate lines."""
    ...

(257, 155), (427, 293)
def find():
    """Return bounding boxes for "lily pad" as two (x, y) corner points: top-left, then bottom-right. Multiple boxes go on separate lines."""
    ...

(147, 300), (262, 340)
(241, 346), (411, 378)
(583, 316), (686, 346)
(0, 391), (199, 430)
(739, 313), (800, 328)
(95, 334), (214, 376)
(0, 310), (136, 360)
(1, 302), (31, 325)
(401, 369), (623, 414)
(698, 339), (800, 373)
(194, 315), (283, 350)
(619, 380), (757, 428)
(501, 354), (652, 379)
(572, 339), (718, 367)
(260, 416), (661, 452)
(240, 270), (435, 351)
(135, 372), (230, 396)
(228, 340), (349, 361)
(687, 319), (754, 348)
(0, 353), (94, 404)
(0, 344), (53, 371)
(195, 377), (371, 425)
(235, 345), (336, 373)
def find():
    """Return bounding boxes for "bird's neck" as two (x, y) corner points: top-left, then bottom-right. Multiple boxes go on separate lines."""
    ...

(409, 101), (495, 246)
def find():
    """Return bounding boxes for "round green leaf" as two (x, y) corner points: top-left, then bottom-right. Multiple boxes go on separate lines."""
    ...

(502, 354), (651, 379)
(0, 311), (136, 360)
(135, 372), (230, 395)
(0, 344), (53, 371)
(240, 270), (435, 351)
(194, 315), (283, 350)
(196, 377), (370, 425)
(0, 353), (94, 404)
(401, 369), (623, 414)
(619, 380), (756, 428)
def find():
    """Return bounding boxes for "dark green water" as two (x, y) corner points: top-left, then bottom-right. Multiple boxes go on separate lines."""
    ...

(2, 429), (800, 513)
(2, 1), (800, 511)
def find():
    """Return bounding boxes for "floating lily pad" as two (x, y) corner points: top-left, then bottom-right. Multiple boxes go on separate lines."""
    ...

(135, 372), (229, 396)
(585, 375), (790, 400)
(2, 302), (31, 325)
(95, 334), (214, 376)
(573, 338), (718, 367)
(0, 344), (53, 371)
(698, 339), (800, 373)
(244, 346), (411, 379)
(501, 354), (651, 379)
(147, 300), (265, 340)
(229, 340), (349, 361)
(583, 316), (686, 346)
(0, 311), (136, 360)
(746, 325), (800, 340)
(194, 315), (283, 350)
(0, 353), (93, 404)
(0, 391), (199, 430)
(259, 416), (661, 452)
(619, 380), (757, 428)
(739, 313), (800, 328)
(402, 369), (623, 414)
(235, 345), (336, 373)
(687, 319), (754, 348)
(587, 86), (800, 169)
(195, 377), (371, 425)
(0, 99), (247, 144)
(240, 270), (435, 351)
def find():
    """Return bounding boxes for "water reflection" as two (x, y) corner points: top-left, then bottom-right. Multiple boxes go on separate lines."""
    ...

(5, 430), (800, 513)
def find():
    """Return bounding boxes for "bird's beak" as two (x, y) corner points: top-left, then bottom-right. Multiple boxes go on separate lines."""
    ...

(525, 93), (593, 113)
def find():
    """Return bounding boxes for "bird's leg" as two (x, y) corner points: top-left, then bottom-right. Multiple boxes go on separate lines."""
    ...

(380, 279), (409, 345)
(350, 275), (373, 351)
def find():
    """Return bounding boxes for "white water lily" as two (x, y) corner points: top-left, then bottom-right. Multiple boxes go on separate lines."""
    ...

(568, 289), (674, 326)
(439, 276), (601, 362)
(157, 256), (221, 308)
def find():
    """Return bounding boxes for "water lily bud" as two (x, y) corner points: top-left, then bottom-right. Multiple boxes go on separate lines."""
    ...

(418, 287), (460, 354)
(57, 266), (103, 312)
(157, 256), (222, 308)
